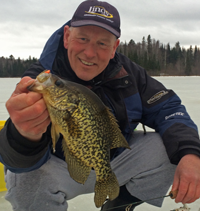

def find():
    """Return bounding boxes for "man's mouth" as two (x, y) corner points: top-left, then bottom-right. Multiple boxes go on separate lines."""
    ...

(80, 59), (94, 66)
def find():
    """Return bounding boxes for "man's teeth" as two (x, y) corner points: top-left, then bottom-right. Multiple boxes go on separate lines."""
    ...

(81, 59), (94, 66)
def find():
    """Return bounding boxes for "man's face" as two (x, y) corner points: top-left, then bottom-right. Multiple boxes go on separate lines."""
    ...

(63, 25), (120, 81)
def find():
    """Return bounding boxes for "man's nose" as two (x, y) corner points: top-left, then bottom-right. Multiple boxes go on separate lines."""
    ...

(83, 43), (97, 58)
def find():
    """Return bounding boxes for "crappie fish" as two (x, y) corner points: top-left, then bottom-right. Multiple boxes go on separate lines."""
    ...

(28, 70), (130, 207)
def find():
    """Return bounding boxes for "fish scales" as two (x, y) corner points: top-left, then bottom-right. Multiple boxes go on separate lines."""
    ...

(28, 71), (130, 208)
(65, 100), (112, 176)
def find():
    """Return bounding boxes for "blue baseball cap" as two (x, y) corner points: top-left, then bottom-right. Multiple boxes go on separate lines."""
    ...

(70, 0), (121, 38)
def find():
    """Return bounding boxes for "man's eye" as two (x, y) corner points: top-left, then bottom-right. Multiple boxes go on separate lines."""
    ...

(99, 42), (108, 48)
(77, 38), (87, 44)
(79, 38), (87, 42)
(55, 79), (64, 87)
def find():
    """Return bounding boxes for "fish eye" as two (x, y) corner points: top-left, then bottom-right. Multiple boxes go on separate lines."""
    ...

(55, 79), (64, 87)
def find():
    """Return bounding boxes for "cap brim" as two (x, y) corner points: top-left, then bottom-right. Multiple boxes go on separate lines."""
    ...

(71, 20), (120, 38)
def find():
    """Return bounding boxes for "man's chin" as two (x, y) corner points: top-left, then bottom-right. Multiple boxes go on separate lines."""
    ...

(75, 72), (95, 81)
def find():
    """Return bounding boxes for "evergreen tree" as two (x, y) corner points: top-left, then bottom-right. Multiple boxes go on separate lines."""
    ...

(147, 35), (152, 59)
(185, 47), (192, 75)
(166, 43), (171, 64)
(0, 56), (38, 77)
(2, 36), (200, 77)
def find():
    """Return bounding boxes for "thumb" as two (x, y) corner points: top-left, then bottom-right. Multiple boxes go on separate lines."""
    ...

(170, 171), (180, 197)
(12, 77), (35, 96)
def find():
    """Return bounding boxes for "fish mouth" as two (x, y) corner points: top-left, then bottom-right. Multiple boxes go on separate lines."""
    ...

(27, 80), (36, 91)
(27, 79), (45, 92)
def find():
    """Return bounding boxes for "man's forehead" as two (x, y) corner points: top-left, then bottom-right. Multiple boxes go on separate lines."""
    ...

(72, 25), (116, 39)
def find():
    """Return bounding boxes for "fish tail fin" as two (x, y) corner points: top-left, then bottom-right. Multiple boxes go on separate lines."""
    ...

(94, 172), (119, 208)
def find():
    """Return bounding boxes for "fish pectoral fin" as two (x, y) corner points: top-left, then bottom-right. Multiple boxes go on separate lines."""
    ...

(94, 172), (119, 208)
(62, 140), (91, 184)
(51, 124), (60, 152)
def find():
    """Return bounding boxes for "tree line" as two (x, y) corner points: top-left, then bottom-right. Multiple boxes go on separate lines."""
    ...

(117, 35), (200, 76)
(0, 35), (200, 77)
(0, 55), (37, 77)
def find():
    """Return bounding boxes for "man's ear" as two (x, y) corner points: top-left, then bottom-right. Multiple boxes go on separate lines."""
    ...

(63, 25), (70, 49)
(111, 39), (120, 59)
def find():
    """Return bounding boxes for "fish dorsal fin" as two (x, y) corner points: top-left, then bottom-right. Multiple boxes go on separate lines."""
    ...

(62, 139), (91, 184)
(105, 107), (130, 150)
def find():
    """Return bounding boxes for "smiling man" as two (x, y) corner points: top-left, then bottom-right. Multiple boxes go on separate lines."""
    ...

(63, 25), (119, 81)
(1, 1), (200, 211)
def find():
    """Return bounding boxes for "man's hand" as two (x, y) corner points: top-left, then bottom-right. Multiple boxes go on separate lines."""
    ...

(171, 154), (200, 203)
(6, 76), (51, 141)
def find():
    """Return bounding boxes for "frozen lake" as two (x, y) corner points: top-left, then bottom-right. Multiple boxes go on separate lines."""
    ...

(1, 76), (200, 125)
(0, 76), (200, 211)
(1, 76), (199, 129)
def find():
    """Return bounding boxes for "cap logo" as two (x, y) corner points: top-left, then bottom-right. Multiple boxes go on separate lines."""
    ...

(86, 6), (113, 19)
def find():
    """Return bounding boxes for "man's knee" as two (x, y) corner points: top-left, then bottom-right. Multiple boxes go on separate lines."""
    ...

(111, 131), (176, 186)
(132, 131), (170, 165)
(4, 165), (68, 211)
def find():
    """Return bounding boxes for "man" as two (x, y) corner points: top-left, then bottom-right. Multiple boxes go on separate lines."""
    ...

(0, 0), (200, 211)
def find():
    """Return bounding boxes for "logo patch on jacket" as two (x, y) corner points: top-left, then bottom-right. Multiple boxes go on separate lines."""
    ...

(147, 90), (169, 104)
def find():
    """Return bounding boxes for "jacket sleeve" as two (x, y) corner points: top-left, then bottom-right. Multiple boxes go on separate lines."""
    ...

(0, 62), (52, 173)
(22, 61), (46, 78)
(0, 119), (51, 173)
(141, 69), (200, 164)
(121, 55), (200, 164)
(140, 71), (200, 164)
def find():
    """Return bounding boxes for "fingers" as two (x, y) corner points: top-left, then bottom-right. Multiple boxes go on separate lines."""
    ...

(7, 91), (43, 111)
(15, 104), (50, 130)
(185, 182), (200, 203)
(6, 77), (39, 111)
(12, 99), (51, 141)
(171, 174), (179, 196)
(172, 181), (197, 204)
(6, 76), (50, 142)
(175, 180), (190, 203)
(10, 97), (46, 123)
(15, 110), (51, 141)
(194, 184), (200, 202)
(171, 154), (200, 204)
(12, 77), (35, 96)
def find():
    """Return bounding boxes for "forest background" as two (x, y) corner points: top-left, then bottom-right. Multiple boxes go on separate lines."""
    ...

(0, 35), (200, 77)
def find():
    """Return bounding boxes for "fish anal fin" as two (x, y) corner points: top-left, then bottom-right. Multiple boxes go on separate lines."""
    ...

(62, 140), (91, 184)
(94, 172), (119, 208)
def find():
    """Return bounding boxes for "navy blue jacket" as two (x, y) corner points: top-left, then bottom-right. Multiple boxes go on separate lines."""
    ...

(0, 21), (200, 173)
